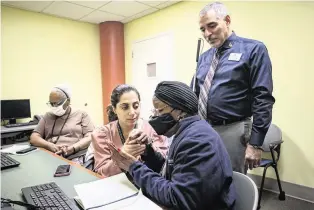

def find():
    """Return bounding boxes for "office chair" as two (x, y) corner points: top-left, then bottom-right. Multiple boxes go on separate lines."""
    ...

(233, 171), (258, 210)
(257, 123), (286, 209)
(66, 148), (88, 160)
(83, 157), (94, 171)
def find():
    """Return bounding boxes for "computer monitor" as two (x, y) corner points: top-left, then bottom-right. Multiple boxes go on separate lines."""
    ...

(1, 99), (31, 124)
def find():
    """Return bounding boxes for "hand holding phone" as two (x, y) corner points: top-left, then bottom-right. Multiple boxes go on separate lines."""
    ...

(54, 164), (71, 177)
(106, 142), (137, 171)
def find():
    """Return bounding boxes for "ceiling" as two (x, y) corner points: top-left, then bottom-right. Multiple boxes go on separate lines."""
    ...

(1, 1), (181, 24)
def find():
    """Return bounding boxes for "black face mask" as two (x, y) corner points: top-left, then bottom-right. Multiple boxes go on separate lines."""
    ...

(149, 113), (177, 135)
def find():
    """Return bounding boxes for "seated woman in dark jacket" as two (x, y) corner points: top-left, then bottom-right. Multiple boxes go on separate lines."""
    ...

(107, 81), (236, 210)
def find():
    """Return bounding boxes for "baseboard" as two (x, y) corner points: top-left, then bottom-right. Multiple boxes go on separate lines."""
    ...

(247, 174), (314, 203)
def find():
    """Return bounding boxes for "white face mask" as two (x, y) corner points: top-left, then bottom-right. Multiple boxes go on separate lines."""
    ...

(50, 100), (67, 116)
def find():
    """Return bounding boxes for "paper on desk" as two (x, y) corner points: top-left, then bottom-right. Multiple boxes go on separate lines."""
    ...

(0, 144), (30, 154)
(74, 173), (139, 210)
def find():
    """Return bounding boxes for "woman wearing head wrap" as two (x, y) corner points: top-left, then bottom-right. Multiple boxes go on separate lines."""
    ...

(106, 81), (236, 210)
(30, 84), (95, 164)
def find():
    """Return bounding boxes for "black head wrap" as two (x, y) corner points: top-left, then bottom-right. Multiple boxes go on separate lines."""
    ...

(154, 81), (198, 115)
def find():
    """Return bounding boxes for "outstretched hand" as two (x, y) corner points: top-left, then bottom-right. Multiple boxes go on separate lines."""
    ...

(106, 142), (137, 172)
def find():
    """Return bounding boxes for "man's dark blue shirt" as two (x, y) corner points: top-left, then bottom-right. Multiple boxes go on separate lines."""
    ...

(192, 32), (275, 146)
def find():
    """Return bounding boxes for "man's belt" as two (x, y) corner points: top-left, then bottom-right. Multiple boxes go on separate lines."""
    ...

(208, 117), (248, 126)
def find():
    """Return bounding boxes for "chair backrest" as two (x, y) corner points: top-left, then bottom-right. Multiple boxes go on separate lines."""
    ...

(84, 144), (95, 170)
(262, 124), (283, 152)
(83, 157), (95, 171)
(233, 171), (258, 210)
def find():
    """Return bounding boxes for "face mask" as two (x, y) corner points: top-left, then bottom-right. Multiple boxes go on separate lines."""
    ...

(149, 113), (177, 135)
(50, 100), (67, 116)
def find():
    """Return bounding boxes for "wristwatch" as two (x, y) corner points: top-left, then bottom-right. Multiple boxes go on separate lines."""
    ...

(250, 144), (263, 151)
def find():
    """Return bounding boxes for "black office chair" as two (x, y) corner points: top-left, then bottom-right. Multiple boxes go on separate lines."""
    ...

(82, 146), (95, 171)
(66, 148), (88, 163)
(257, 124), (286, 209)
(83, 157), (94, 171)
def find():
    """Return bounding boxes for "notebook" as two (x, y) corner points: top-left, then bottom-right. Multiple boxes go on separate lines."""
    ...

(118, 190), (162, 210)
(74, 173), (139, 210)
(73, 196), (84, 210)
(74, 189), (162, 210)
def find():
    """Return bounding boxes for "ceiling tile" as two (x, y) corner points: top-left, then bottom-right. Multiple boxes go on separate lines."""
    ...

(120, 17), (135, 24)
(121, 7), (158, 23)
(43, 1), (94, 20)
(80, 10), (125, 24)
(99, 1), (151, 17)
(68, 1), (110, 9)
(1, 1), (53, 12)
(156, 1), (180, 9)
(136, 1), (165, 7)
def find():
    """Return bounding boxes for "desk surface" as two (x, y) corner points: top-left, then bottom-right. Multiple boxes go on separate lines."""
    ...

(1, 125), (37, 134)
(1, 149), (100, 210)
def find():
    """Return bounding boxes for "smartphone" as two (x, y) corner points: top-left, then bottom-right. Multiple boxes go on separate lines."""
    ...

(54, 164), (71, 177)
(16, 146), (37, 154)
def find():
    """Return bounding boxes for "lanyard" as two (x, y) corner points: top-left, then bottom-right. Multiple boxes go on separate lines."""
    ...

(50, 107), (72, 142)
(116, 121), (137, 145)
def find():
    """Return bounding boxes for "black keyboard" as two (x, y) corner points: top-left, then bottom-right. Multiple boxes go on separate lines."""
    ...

(4, 121), (38, 128)
(1, 153), (20, 170)
(22, 182), (79, 210)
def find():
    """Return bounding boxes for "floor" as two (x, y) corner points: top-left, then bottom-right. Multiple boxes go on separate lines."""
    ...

(260, 190), (314, 210)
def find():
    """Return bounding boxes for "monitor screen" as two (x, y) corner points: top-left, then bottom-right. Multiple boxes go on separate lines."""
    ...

(1, 99), (31, 120)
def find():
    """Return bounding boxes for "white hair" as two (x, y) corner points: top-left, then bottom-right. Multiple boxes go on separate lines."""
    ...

(200, 2), (229, 19)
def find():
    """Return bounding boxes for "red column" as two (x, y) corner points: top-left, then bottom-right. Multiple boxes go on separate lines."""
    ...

(99, 21), (125, 124)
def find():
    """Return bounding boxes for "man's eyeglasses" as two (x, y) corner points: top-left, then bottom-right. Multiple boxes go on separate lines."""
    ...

(46, 99), (67, 108)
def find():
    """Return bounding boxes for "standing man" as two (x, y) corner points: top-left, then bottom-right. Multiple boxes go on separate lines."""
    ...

(192, 2), (275, 173)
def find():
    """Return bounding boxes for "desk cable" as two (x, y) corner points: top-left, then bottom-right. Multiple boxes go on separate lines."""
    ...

(1, 198), (58, 209)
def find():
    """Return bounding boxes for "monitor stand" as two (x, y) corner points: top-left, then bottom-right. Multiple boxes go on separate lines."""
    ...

(8, 118), (16, 124)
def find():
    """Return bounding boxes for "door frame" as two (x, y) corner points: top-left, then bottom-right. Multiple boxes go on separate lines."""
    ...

(131, 31), (175, 119)
(132, 31), (174, 45)
(131, 31), (175, 81)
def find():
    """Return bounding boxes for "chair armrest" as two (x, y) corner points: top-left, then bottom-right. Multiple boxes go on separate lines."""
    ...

(66, 148), (88, 160)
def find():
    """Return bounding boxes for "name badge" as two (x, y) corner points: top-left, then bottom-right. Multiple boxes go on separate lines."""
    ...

(228, 53), (242, 61)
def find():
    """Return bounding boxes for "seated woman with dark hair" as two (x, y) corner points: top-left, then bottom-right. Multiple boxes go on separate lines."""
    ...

(88, 84), (167, 177)
(106, 81), (236, 210)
